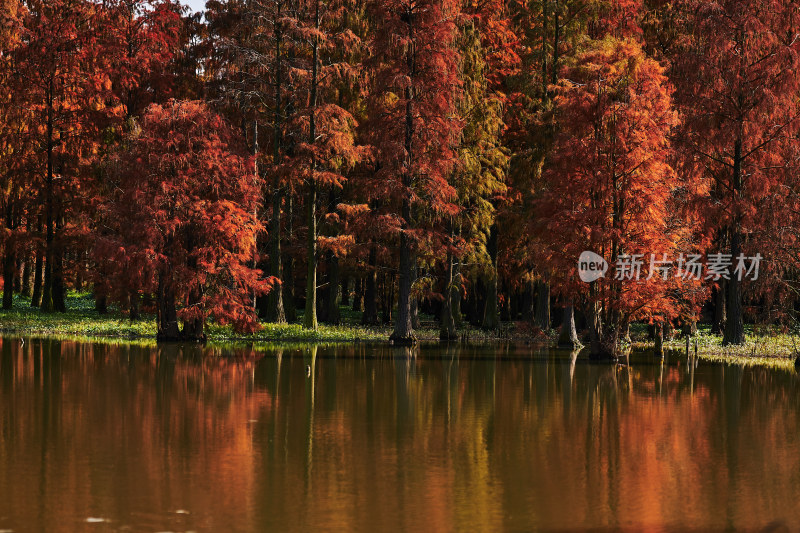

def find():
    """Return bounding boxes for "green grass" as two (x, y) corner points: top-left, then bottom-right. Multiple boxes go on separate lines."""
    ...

(629, 323), (800, 371)
(1, 293), (798, 371)
(0, 292), (155, 338)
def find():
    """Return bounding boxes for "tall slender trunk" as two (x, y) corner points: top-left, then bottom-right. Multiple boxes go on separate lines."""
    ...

(283, 195), (297, 322)
(341, 276), (349, 306)
(21, 256), (32, 298)
(324, 185), (341, 325)
(52, 217), (65, 312)
(41, 81), (56, 313)
(325, 252), (341, 325)
(383, 273), (395, 325)
(535, 279), (551, 331)
(724, 137), (745, 345)
(362, 242), (378, 325)
(31, 219), (43, 308)
(712, 280), (726, 334)
(3, 199), (16, 309)
(452, 260), (463, 328)
(586, 286), (604, 357)
(391, 11), (416, 344)
(352, 276), (363, 312)
(724, 231), (745, 344)
(304, 179), (318, 329)
(482, 224), (499, 330)
(264, 8), (286, 323)
(440, 253), (457, 340)
(303, 0), (321, 330)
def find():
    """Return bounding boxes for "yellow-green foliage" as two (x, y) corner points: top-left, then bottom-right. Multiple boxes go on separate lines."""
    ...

(455, 22), (508, 275)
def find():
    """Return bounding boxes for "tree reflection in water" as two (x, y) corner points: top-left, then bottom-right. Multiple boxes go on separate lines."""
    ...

(0, 337), (799, 532)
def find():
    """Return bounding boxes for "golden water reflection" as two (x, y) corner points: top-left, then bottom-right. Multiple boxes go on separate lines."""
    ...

(1, 339), (799, 532)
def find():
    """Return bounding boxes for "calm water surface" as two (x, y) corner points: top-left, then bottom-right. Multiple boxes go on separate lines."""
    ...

(1, 338), (799, 532)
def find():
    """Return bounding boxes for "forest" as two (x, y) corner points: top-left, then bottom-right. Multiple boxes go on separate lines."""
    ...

(1, 0), (799, 357)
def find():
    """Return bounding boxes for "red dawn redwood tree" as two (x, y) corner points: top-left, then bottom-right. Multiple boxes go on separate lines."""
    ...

(367, 0), (463, 344)
(102, 0), (182, 119)
(106, 100), (272, 341)
(10, 0), (117, 313)
(277, 0), (364, 330)
(0, 0), (25, 309)
(672, 0), (800, 345)
(537, 38), (680, 357)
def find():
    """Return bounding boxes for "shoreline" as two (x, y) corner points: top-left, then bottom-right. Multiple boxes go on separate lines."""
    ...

(0, 294), (797, 371)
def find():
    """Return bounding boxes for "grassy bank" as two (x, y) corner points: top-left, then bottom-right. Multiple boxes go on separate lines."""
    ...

(1, 293), (798, 370)
(628, 323), (800, 371)
(0, 292), (511, 344)
(0, 293), (391, 343)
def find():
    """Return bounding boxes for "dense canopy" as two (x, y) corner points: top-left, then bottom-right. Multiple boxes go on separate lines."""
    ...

(1, 0), (798, 353)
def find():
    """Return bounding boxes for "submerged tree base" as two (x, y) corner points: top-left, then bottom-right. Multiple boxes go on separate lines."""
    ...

(156, 331), (208, 344)
(389, 333), (418, 346)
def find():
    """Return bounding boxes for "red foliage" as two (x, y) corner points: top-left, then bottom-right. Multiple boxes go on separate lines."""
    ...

(104, 100), (274, 336)
(536, 38), (681, 349)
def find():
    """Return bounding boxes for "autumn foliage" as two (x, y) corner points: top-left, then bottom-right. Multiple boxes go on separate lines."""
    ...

(537, 38), (680, 355)
(103, 100), (272, 340)
(2, 0), (800, 352)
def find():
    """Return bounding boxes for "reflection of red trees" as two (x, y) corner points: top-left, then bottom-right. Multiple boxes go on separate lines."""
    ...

(2, 339), (800, 531)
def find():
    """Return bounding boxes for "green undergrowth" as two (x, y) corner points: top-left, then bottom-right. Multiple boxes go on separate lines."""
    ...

(629, 323), (799, 371)
(0, 292), (510, 345)
(1, 293), (799, 371)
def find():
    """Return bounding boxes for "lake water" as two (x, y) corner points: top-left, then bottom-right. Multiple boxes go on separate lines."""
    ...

(1, 337), (799, 532)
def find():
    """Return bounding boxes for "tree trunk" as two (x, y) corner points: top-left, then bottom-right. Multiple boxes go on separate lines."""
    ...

(352, 276), (363, 312)
(262, 15), (286, 324)
(303, 4), (321, 329)
(41, 83), (55, 313)
(156, 274), (180, 342)
(723, 230), (745, 345)
(391, 30), (417, 345)
(95, 291), (108, 314)
(654, 322), (664, 356)
(181, 312), (205, 342)
(522, 279), (535, 321)
(452, 261), (463, 328)
(31, 221), (43, 307)
(325, 253), (341, 325)
(440, 254), (457, 340)
(14, 257), (22, 294)
(283, 196), (297, 322)
(2, 247), (15, 310)
(129, 290), (140, 320)
(362, 244), (378, 325)
(382, 273), (394, 325)
(557, 305), (579, 348)
(21, 255), (32, 298)
(712, 280), (726, 334)
(586, 295), (616, 359)
(724, 138), (744, 345)
(482, 225), (499, 330)
(392, 226), (415, 343)
(323, 184), (340, 325)
(2, 201), (15, 309)
(303, 180), (318, 330)
(535, 279), (551, 331)
(51, 227), (65, 312)
(410, 295), (420, 329)
(341, 276), (350, 307)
